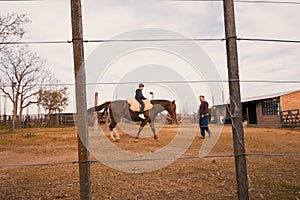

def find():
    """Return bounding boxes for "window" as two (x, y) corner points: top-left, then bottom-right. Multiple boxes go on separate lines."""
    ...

(262, 97), (280, 116)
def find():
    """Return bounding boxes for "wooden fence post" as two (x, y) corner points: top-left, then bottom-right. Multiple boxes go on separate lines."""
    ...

(70, 0), (92, 199)
(94, 92), (99, 131)
(223, 0), (249, 199)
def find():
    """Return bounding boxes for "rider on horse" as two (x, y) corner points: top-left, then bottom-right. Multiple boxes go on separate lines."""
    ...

(135, 83), (146, 119)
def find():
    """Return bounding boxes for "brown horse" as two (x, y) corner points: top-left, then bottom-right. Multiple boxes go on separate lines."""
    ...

(88, 100), (177, 142)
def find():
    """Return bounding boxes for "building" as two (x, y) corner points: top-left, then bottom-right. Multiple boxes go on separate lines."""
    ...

(211, 89), (300, 127)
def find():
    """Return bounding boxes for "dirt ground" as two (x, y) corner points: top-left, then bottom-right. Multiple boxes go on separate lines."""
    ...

(0, 124), (299, 200)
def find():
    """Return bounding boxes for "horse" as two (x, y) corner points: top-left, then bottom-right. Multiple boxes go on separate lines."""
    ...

(88, 99), (177, 142)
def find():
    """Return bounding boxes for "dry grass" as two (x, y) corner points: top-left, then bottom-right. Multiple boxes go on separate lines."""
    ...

(0, 125), (299, 199)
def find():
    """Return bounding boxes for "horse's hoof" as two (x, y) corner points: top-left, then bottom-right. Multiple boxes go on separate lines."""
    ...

(155, 138), (159, 142)
(134, 139), (139, 143)
(115, 138), (120, 142)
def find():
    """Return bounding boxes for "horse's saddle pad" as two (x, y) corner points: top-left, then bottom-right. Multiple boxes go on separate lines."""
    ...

(128, 98), (153, 112)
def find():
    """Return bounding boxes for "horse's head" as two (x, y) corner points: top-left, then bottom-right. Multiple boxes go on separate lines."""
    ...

(150, 99), (178, 124)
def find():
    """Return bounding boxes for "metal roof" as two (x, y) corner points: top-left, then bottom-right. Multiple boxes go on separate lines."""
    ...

(213, 89), (300, 107)
(241, 89), (300, 102)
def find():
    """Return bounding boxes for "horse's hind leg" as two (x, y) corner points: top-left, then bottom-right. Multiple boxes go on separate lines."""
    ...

(109, 121), (119, 142)
(113, 129), (120, 142)
(150, 122), (159, 141)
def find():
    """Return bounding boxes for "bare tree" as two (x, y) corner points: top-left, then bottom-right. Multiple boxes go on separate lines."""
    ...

(38, 87), (69, 126)
(0, 46), (51, 128)
(0, 13), (29, 51)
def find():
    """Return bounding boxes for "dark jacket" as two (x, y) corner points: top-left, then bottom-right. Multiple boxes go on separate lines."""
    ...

(199, 101), (209, 115)
(135, 89), (146, 100)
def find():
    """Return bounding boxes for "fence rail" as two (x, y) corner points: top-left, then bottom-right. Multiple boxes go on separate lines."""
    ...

(0, 113), (76, 128)
(280, 109), (300, 126)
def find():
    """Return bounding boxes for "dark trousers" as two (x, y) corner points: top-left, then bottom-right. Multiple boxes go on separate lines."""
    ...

(199, 115), (211, 138)
(136, 99), (145, 114)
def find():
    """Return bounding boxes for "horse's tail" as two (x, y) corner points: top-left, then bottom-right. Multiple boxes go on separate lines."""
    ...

(87, 101), (111, 114)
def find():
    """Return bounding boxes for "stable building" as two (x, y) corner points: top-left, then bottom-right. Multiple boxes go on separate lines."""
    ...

(211, 89), (300, 127)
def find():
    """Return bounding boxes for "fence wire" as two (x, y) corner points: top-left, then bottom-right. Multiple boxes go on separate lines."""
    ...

(1, 79), (300, 88)
(1, 153), (299, 168)
(1, 169), (299, 188)
(2, 37), (300, 45)
(0, 1), (299, 199)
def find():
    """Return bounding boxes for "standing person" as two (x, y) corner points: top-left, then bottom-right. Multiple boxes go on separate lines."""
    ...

(199, 95), (211, 139)
(135, 83), (146, 119)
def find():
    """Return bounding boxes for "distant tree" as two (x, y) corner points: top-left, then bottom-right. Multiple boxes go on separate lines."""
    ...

(38, 87), (69, 126)
(0, 13), (29, 51)
(0, 46), (52, 128)
(0, 13), (30, 128)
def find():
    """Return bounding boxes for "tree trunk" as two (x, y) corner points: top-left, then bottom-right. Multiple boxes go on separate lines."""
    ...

(12, 100), (18, 130)
(19, 107), (23, 128)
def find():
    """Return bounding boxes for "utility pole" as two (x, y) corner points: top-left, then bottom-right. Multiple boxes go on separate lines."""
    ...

(223, 0), (249, 199)
(70, 0), (91, 199)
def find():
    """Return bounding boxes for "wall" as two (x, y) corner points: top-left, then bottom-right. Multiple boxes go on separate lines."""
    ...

(256, 101), (281, 126)
(281, 91), (300, 111)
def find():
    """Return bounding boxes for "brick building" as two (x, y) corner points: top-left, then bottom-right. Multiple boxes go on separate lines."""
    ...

(211, 89), (300, 127)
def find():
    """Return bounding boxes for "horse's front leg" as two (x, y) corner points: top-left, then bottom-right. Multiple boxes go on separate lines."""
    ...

(150, 122), (159, 141)
(134, 127), (143, 143)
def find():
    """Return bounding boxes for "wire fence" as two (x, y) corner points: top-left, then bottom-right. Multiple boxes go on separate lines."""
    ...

(0, 126), (299, 198)
(1, 153), (300, 169)
(1, 0), (300, 199)
(2, 37), (300, 45)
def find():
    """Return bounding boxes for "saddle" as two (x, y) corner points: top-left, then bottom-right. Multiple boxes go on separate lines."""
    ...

(128, 98), (153, 112)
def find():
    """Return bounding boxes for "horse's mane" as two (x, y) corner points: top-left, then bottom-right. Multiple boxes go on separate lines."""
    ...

(151, 99), (173, 103)
(151, 99), (175, 105)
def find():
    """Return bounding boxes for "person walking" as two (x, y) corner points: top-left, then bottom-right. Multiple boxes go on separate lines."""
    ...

(199, 95), (211, 139)
(135, 83), (146, 119)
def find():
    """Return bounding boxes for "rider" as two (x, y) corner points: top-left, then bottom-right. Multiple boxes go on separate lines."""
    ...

(135, 83), (146, 119)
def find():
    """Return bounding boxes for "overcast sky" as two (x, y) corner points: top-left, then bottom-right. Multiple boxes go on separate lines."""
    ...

(1, 0), (300, 113)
